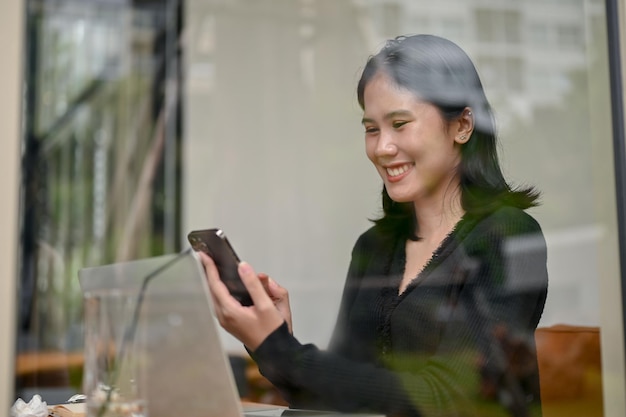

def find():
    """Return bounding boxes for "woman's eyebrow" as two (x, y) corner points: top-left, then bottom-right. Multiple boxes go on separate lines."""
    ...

(361, 110), (413, 125)
(384, 110), (413, 120)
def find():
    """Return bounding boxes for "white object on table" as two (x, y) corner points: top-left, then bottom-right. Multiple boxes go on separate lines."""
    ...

(10, 394), (48, 417)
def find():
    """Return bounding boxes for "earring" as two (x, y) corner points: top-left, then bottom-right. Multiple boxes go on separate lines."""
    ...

(459, 135), (467, 142)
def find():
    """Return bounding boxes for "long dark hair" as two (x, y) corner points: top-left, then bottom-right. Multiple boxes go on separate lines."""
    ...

(357, 35), (539, 239)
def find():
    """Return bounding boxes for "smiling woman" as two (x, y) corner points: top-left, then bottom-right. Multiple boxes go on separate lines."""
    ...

(200, 34), (548, 417)
(357, 35), (540, 243)
(361, 76), (469, 220)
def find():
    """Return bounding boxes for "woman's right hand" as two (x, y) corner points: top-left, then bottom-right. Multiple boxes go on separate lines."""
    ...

(257, 273), (293, 333)
(199, 252), (284, 350)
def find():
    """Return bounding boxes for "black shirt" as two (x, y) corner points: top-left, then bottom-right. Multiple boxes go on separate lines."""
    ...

(251, 206), (548, 417)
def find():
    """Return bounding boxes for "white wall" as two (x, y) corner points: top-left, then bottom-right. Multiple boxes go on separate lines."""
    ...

(183, 1), (382, 351)
(0, 0), (24, 411)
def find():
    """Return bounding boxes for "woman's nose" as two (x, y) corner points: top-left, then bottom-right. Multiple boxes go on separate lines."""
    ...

(375, 131), (397, 157)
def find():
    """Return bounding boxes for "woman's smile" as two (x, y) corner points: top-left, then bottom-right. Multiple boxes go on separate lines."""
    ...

(363, 73), (463, 204)
(385, 163), (413, 182)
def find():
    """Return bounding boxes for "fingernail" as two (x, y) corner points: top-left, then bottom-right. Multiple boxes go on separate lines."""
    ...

(238, 261), (251, 274)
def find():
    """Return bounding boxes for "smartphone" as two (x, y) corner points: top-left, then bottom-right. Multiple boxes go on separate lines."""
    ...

(187, 228), (253, 306)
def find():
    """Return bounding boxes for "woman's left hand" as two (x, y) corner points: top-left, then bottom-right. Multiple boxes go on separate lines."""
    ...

(258, 272), (292, 333)
(198, 252), (285, 351)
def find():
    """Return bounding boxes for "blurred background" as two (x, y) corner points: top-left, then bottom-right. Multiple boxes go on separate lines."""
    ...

(2, 0), (625, 416)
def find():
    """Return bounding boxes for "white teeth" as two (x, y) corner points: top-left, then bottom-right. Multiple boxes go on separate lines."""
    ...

(387, 165), (409, 177)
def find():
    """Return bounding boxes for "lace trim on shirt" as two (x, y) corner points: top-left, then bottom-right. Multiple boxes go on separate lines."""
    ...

(376, 214), (481, 357)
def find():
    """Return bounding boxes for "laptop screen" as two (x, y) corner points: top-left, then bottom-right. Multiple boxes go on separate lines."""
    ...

(78, 251), (244, 417)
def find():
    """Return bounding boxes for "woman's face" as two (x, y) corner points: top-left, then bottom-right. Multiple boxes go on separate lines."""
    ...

(362, 73), (465, 206)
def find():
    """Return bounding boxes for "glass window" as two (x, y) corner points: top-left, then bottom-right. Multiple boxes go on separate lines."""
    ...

(529, 23), (549, 45)
(441, 17), (466, 40)
(15, 0), (182, 405)
(12, 0), (626, 416)
(184, 0), (623, 415)
(475, 8), (521, 44)
(557, 24), (584, 48)
(382, 2), (402, 37)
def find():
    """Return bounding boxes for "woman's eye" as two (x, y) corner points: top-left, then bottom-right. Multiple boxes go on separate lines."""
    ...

(364, 126), (379, 134)
(392, 121), (408, 129)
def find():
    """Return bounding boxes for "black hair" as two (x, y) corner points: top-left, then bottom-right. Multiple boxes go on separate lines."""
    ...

(357, 34), (539, 240)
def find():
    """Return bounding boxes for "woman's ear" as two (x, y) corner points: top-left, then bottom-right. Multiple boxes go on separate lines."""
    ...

(454, 107), (474, 144)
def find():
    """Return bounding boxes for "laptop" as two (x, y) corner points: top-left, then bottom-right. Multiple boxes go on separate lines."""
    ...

(78, 250), (381, 417)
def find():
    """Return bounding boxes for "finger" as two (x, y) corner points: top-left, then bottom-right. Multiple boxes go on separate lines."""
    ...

(258, 275), (273, 298)
(198, 252), (219, 286)
(198, 252), (226, 306)
(197, 252), (218, 288)
(257, 273), (276, 297)
(198, 252), (240, 309)
(197, 253), (225, 312)
(265, 277), (288, 298)
(237, 262), (274, 307)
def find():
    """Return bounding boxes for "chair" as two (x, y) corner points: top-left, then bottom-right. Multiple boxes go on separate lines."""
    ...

(535, 325), (603, 417)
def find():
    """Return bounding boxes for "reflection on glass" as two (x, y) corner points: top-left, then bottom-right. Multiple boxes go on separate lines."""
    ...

(16, 0), (182, 404)
(184, 1), (610, 417)
(13, 0), (615, 416)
